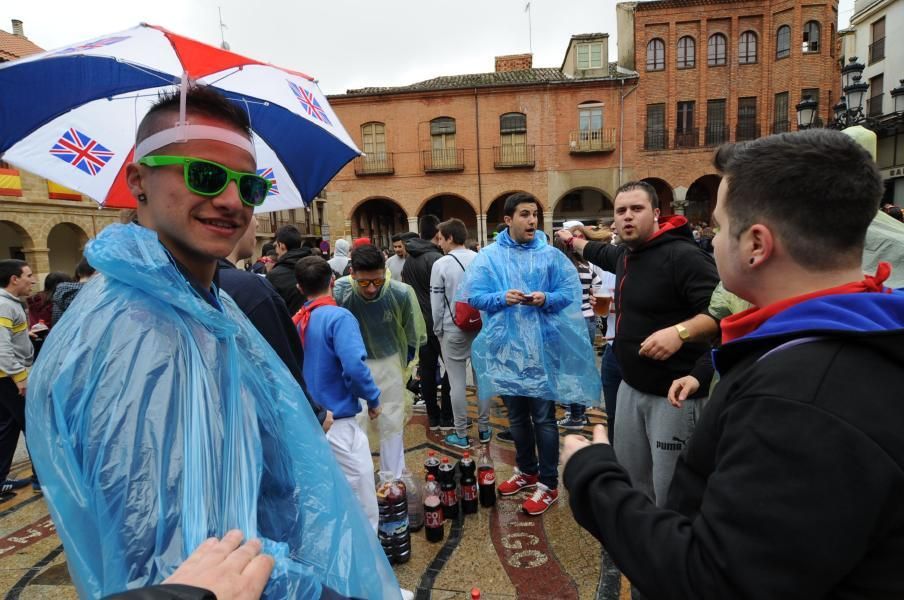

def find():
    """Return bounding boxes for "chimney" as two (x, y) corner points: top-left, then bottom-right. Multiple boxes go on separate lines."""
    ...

(495, 53), (533, 73)
(11, 19), (24, 37)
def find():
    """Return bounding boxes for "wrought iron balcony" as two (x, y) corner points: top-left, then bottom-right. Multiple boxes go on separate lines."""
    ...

(772, 120), (790, 134)
(644, 129), (668, 151)
(704, 124), (727, 146)
(735, 122), (760, 141)
(569, 128), (616, 153)
(422, 148), (464, 172)
(354, 153), (394, 176)
(674, 128), (699, 149)
(869, 37), (885, 64)
(494, 144), (535, 168)
(867, 94), (884, 117)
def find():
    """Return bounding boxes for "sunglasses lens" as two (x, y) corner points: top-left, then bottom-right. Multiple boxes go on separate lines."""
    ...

(187, 160), (228, 195)
(240, 176), (270, 207)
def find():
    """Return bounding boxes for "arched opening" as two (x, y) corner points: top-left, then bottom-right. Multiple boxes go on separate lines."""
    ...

(418, 194), (477, 240)
(640, 178), (675, 217)
(47, 222), (89, 275)
(685, 175), (722, 225)
(485, 192), (544, 239)
(0, 220), (33, 260)
(350, 197), (407, 250)
(553, 188), (613, 228)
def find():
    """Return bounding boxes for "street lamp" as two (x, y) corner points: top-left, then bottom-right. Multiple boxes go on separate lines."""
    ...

(796, 96), (818, 129)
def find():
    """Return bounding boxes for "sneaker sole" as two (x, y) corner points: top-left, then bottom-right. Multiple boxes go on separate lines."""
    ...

(558, 424), (586, 431)
(523, 495), (558, 516)
(499, 482), (538, 496)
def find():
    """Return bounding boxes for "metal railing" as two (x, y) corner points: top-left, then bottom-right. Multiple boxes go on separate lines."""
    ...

(867, 94), (884, 117)
(569, 128), (617, 152)
(354, 153), (394, 176)
(704, 124), (727, 146)
(736, 122), (760, 141)
(494, 144), (535, 168)
(869, 37), (885, 64)
(674, 128), (699, 149)
(772, 120), (790, 134)
(644, 129), (668, 150)
(422, 148), (464, 172)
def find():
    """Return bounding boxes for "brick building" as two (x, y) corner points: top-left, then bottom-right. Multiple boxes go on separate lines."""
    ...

(325, 35), (639, 247)
(617, 0), (841, 222)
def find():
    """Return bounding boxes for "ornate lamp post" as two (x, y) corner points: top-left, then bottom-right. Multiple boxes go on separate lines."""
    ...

(795, 96), (818, 129)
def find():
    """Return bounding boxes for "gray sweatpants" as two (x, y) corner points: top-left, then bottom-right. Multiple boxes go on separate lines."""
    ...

(613, 381), (700, 507)
(438, 329), (485, 437)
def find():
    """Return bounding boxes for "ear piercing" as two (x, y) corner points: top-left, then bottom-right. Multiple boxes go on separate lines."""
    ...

(138, 193), (147, 202)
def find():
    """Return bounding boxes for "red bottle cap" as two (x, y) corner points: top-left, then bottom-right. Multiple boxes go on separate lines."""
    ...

(471, 588), (481, 599)
(428, 450), (435, 456)
(463, 451), (470, 458)
(441, 456), (449, 463)
(427, 474), (435, 481)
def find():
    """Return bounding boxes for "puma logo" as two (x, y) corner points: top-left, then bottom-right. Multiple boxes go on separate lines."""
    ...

(655, 436), (687, 452)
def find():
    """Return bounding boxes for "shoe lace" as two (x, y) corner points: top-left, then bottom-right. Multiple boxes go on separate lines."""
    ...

(529, 487), (548, 503)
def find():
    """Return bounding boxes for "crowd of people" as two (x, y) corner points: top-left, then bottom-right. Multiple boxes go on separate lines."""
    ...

(1, 83), (903, 599)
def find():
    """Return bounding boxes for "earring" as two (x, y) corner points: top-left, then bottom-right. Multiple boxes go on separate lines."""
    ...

(138, 193), (147, 202)
(749, 257), (755, 265)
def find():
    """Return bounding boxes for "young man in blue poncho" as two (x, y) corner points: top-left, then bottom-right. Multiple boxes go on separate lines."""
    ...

(456, 192), (601, 515)
(26, 86), (399, 600)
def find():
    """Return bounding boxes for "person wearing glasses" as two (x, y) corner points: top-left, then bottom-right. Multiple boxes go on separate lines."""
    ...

(26, 86), (399, 599)
(333, 244), (426, 479)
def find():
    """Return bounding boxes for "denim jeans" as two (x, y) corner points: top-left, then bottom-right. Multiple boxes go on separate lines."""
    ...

(501, 395), (559, 489)
(419, 334), (451, 426)
(601, 344), (623, 443)
(569, 317), (599, 420)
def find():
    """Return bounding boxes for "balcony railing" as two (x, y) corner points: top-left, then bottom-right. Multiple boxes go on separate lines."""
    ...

(869, 37), (885, 64)
(705, 124), (727, 146)
(674, 128), (699, 149)
(354, 153), (394, 176)
(569, 128), (616, 152)
(422, 148), (464, 172)
(736, 122), (760, 142)
(772, 120), (790, 134)
(867, 94), (884, 117)
(494, 144), (535, 168)
(644, 129), (669, 151)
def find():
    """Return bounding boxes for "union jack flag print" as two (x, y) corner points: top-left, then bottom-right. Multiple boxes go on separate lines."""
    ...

(49, 129), (115, 176)
(288, 81), (331, 125)
(55, 36), (130, 55)
(257, 167), (279, 196)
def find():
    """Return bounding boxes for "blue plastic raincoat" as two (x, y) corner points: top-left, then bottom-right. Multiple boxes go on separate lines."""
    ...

(26, 224), (400, 599)
(456, 229), (602, 404)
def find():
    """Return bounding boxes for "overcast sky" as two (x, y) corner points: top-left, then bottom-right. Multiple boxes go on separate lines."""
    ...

(3, 0), (855, 95)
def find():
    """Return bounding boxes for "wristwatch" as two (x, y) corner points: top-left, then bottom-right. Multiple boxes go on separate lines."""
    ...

(675, 324), (690, 341)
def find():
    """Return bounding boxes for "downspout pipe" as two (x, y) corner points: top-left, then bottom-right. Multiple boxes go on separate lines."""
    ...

(619, 79), (639, 186)
(473, 87), (485, 245)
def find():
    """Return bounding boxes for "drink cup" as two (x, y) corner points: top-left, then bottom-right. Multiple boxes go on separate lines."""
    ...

(593, 292), (612, 316)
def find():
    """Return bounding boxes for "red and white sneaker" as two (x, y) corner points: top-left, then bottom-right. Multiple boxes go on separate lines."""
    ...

(522, 483), (558, 516)
(498, 468), (539, 496)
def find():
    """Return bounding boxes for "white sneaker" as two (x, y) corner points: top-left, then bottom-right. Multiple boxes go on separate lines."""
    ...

(400, 589), (415, 600)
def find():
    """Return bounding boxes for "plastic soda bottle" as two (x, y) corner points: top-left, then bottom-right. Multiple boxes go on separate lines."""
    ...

(459, 451), (478, 514)
(477, 446), (496, 508)
(438, 456), (459, 520)
(424, 450), (441, 481)
(376, 472), (411, 564)
(424, 475), (444, 543)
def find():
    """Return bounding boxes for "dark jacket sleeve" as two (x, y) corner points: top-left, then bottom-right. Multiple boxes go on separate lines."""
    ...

(103, 584), (214, 600)
(672, 245), (720, 316)
(688, 347), (715, 390)
(564, 393), (897, 600)
(583, 241), (621, 273)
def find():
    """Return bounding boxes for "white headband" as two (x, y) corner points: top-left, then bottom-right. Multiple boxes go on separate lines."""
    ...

(134, 123), (256, 161)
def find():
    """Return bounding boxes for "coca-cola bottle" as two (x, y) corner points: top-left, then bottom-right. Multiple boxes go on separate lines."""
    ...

(438, 456), (458, 520)
(376, 472), (411, 564)
(477, 446), (496, 508)
(459, 451), (478, 514)
(424, 450), (440, 481)
(423, 474), (444, 543)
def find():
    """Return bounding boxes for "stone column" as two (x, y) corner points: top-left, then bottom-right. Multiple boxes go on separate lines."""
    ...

(343, 219), (352, 240)
(671, 187), (688, 216)
(542, 210), (554, 238)
(477, 214), (488, 246)
(23, 247), (50, 282)
(407, 217), (419, 234)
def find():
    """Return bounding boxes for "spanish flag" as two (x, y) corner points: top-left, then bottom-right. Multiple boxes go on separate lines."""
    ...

(0, 168), (22, 197)
(47, 181), (82, 201)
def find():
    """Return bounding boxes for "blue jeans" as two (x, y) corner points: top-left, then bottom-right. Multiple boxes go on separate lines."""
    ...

(601, 344), (623, 443)
(568, 317), (599, 420)
(501, 395), (559, 489)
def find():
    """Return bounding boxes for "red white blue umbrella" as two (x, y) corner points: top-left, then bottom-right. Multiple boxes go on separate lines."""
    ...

(0, 23), (360, 212)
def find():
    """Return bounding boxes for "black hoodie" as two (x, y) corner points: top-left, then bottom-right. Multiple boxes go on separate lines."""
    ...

(583, 217), (719, 398)
(266, 247), (312, 314)
(402, 238), (443, 334)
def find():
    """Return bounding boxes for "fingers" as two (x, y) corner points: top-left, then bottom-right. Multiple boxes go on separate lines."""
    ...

(592, 424), (609, 444)
(222, 537), (264, 574)
(241, 553), (276, 598)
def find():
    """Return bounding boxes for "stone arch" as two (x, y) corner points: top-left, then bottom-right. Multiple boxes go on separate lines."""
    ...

(552, 187), (613, 228)
(0, 217), (36, 259)
(685, 174), (721, 225)
(349, 197), (408, 250)
(485, 191), (544, 238)
(415, 193), (478, 240)
(47, 221), (90, 275)
(641, 178), (675, 216)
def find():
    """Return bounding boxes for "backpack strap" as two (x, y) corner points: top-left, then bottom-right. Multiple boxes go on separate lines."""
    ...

(442, 253), (467, 321)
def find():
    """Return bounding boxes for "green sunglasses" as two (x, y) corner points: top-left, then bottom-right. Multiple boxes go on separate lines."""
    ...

(138, 155), (272, 207)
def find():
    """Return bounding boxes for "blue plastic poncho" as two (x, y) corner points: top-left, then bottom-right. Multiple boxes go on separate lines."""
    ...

(456, 229), (602, 404)
(26, 224), (400, 599)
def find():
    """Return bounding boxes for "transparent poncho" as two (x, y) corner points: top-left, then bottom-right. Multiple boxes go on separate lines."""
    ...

(26, 224), (400, 599)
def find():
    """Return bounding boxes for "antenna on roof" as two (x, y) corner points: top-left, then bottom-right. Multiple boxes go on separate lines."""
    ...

(524, 2), (533, 54)
(218, 7), (230, 51)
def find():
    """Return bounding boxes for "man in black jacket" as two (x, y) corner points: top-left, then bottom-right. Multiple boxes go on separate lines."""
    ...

(562, 129), (904, 599)
(402, 215), (451, 431)
(267, 225), (311, 314)
(558, 181), (719, 509)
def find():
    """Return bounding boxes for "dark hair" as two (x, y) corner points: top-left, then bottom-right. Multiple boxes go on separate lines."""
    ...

(0, 259), (27, 288)
(437, 218), (467, 245)
(391, 233), (405, 243)
(75, 257), (95, 280)
(40, 272), (73, 301)
(885, 205), (904, 223)
(615, 181), (659, 210)
(503, 192), (540, 217)
(350, 244), (385, 272)
(260, 242), (275, 256)
(295, 256), (333, 295)
(553, 235), (586, 268)
(418, 215), (440, 241)
(275, 225), (302, 251)
(713, 129), (883, 270)
(266, 249), (278, 259)
(465, 239), (479, 252)
(136, 85), (251, 146)
(495, 222), (509, 234)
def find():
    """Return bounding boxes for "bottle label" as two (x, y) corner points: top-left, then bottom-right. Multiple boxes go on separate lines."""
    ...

(462, 484), (477, 501)
(479, 470), (495, 486)
(425, 510), (443, 528)
(441, 490), (457, 506)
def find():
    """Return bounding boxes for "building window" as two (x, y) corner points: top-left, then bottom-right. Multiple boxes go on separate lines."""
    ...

(361, 122), (386, 157)
(645, 103), (666, 150)
(677, 36), (696, 69)
(803, 21), (820, 53)
(739, 31), (758, 64)
(676, 101), (697, 147)
(708, 33), (727, 66)
(706, 99), (727, 146)
(430, 117), (457, 167)
(500, 112), (528, 162)
(870, 18), (885, 64)
(737, 97), (758, 141)
(646, 38), (665, 71)
(579, 103), (603, 133)
(776, 25), (791, 59)
(869, 75), (884, 117)
(773, 92), (789, 133)
(577, 42), (604, 69)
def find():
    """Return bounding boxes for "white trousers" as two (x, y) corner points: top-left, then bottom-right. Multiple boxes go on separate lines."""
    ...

(326, 418), (379, 532)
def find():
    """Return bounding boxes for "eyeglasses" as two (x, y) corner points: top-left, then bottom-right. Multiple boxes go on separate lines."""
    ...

(354, 277), (385, 288)
(138, 155), (272, 207)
